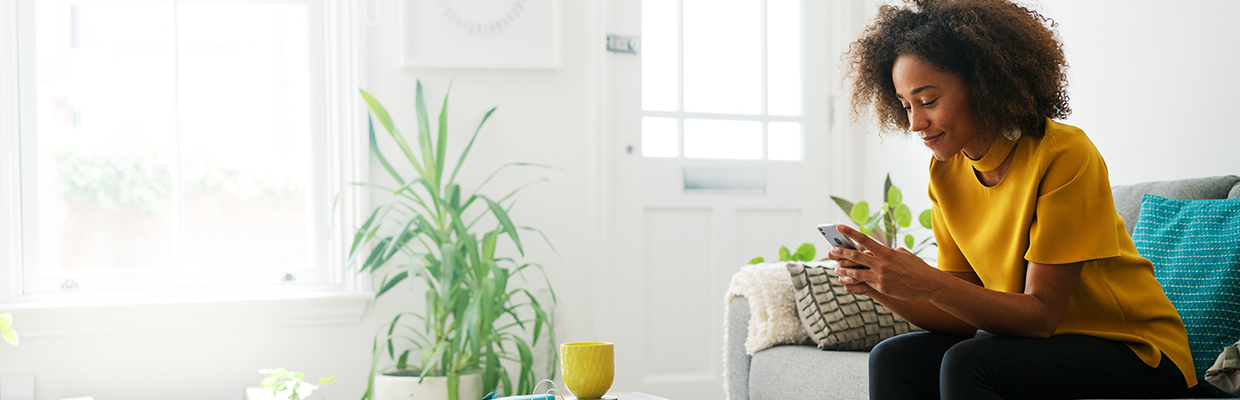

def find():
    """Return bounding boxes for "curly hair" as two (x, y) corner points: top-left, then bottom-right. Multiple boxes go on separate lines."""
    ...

(844, 0), (1070, 138)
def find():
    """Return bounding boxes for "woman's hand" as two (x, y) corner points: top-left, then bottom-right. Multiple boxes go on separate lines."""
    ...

(835, 249), (877, 295)
(826, 224), (945, 301)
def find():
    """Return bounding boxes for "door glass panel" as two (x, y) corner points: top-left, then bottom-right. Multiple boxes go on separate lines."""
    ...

(641, 0), (678, 112)
(684, 119), (760, 160)
(767, 0), (801, 116)
(642, 117), (679, 157)
(640, 0), (804, 161)
(683, 0), (760, 114)
(767, 122), (802, 161)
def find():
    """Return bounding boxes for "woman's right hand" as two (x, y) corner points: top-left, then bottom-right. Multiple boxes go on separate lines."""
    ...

(827, 224), (948, 301)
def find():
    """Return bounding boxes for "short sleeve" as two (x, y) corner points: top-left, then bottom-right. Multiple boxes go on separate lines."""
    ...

(930, 186), (972, 273)
(1025, 133), (1122, 264)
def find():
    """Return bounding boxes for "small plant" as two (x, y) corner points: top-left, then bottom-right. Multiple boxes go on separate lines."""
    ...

(748, 243), (816, 264)
(0, 313), (16, 346)
(830, 174), (935, 257)
(259, 368), (336, 400)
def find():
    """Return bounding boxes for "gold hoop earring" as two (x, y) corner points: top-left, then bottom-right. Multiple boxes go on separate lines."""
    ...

(1003, 126), (1022, 141)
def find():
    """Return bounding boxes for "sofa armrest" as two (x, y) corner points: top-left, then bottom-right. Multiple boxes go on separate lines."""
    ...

(728, 296), (753, 400)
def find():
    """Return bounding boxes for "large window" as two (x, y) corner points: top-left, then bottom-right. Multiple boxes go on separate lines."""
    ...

(640, 0), (803, 160)
(1, 0), (365, 302)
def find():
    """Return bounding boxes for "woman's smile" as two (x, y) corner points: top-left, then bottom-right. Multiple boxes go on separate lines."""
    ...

(893, 55), (989, 161)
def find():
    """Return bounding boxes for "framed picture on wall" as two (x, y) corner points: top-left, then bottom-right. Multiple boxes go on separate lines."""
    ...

(399, 0), (561, 69)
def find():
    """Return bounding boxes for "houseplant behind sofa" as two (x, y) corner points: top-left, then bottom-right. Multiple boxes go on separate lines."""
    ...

(726, 175), (1240, 400)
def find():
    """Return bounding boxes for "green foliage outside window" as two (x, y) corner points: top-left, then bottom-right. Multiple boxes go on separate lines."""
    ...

(54, 150), (302, 213)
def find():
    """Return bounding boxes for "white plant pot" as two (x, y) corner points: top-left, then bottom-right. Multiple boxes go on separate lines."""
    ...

(373, 373), (484, 400)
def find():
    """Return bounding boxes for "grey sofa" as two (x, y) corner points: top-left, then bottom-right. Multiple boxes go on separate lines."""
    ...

(726, 175), (1240, 400)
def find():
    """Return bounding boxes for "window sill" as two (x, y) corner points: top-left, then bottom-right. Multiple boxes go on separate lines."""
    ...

(1, 290), (374, 339)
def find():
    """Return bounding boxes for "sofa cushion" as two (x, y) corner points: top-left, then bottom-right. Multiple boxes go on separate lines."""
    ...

(1206, 338), (1240, 395)
(1133, 194), (1240, 394)
(787, 262), (922, 351)
(749, 345), (869, 400)
(1112, 175), (1240, 236)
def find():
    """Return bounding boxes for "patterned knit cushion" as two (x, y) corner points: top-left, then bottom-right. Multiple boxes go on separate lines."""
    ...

(1133, 194), (1240, 384)
(786, 262), (922, 351)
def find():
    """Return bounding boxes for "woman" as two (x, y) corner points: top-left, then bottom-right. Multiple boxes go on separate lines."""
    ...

(827, 0), (1197, 399)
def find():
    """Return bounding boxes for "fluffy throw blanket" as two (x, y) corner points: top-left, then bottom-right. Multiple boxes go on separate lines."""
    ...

(723, 262), (825, 395)
(725, 262), (812, 355)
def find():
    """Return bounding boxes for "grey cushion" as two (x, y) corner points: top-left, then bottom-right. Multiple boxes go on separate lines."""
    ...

(1230, 182), (1240, 199)
(788, 263), (921, 350)
(1111, 175), (1240, 236)
(749, 345), (869, 400)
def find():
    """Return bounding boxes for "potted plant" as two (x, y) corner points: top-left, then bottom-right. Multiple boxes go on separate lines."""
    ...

(746, 175), (936, 265)
(349, 82), (557, 400)
(258, 368), (335, 400)
(830, 174), (935, 258)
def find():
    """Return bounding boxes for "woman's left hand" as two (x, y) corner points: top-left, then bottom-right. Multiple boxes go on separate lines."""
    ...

(827, 224), (945, 301)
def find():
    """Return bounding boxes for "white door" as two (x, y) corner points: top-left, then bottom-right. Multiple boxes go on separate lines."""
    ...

(601, 0), (852, 398)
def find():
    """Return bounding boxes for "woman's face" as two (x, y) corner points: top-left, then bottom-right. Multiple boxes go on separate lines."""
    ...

(891, 54), (990, 161)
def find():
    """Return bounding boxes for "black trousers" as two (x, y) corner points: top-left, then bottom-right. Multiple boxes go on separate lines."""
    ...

(869, 331), (1191, 400)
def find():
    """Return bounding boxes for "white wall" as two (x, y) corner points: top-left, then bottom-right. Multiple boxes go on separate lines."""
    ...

(1041, 0), (1240, 184)
(864, 0), (1240, 219)
(0, 0), (604, 398)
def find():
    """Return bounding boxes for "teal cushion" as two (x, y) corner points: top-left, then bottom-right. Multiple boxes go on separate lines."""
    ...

(1133, 194), (1240, 388)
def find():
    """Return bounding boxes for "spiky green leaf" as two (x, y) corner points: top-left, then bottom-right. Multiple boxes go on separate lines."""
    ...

(360, 89), (423, 176)
(413, 82), (438, 191)
(369, 116), (405, 186)
(377, 270), (409, 298)
(447, 107), (497, 188)
(483, 196), (523, 256)
(436, 83), (452, 184)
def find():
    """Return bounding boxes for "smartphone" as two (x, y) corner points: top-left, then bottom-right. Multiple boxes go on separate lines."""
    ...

(817, 224), (870, 269)
(816, 223), (859, 250)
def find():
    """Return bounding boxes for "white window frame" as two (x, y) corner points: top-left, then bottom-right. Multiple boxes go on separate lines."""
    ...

(0, 0), (372, 332)
(639, 0), (807, 162)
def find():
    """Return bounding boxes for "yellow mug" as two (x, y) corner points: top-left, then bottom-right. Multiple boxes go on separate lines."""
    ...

(560, 342), (614, 399)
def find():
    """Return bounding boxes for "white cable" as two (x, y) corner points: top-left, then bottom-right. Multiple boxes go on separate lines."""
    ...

(533, 379), (562, 399)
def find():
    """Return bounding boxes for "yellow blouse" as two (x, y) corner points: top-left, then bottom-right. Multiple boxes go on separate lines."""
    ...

(928, 119), (1196, 388)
